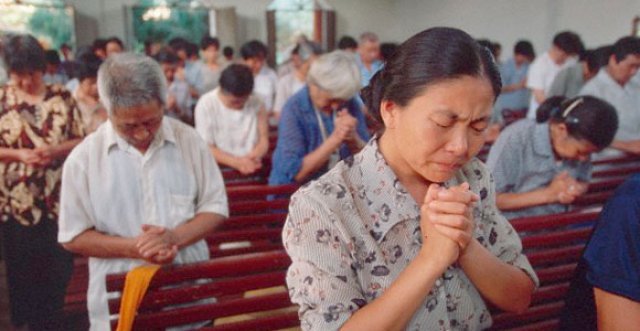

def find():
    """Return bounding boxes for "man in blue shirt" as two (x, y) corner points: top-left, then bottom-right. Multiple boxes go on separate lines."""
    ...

(356, 32), (384, 88)
(493, 40), (535, 124)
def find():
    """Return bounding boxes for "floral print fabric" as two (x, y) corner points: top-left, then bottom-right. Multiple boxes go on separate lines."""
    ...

(283, 138), (538, 330)
(0, 84), (84, 226)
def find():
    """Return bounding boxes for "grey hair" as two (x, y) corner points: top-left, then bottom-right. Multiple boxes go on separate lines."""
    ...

(359, 31), (379, 43)
(97, 52), (167, 115)
(307, 50), (361, 100)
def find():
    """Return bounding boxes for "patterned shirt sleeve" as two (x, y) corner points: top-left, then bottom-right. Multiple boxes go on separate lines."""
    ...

(65, 92), (86, 139)
(478, 165), (540, 287)
(284, 190), (366, 331)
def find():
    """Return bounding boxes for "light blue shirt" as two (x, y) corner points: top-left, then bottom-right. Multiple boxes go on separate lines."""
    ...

(184, 60), (205, 95)
(356, 53), (383, 88)
(494, 58), (530, 120)
(486, 119), (592, 219)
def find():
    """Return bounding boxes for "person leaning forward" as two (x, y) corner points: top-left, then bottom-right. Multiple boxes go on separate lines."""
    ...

(57, 53), (228, 330)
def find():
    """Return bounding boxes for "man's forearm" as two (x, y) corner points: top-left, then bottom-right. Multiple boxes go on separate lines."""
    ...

(61, 229), (139, 259)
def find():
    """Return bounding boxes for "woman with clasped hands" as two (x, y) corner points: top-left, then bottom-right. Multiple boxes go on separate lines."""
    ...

(282, 27), (538, 331)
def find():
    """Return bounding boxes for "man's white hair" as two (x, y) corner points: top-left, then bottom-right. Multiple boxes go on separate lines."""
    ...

(307, 50), (361, 100)
(97, 52), (167, 115)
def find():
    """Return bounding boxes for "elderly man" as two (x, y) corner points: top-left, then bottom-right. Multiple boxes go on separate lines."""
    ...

(57, 53), (228, 330)
(356, 31), (383, 87)
(580, 36), (640, 158)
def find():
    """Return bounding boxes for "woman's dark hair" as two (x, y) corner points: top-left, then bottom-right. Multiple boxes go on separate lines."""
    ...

(580, 49), (605, 74)
(45, 49), (61, 66)
(223, 46), (234, 58)
(92, 38), (107, 53)
(380, 42), (398, 62)
(168, 37), (188, 52)
(77, 58), (102, 81)
(106, 37), (124, 49)
(593, 45), (613, 68)
(536, 96), (618, 149)
(361, 27), (502, 126)
(337, 35), (358, 50)
(219, 64), (254, 97)
(3, 34), (46, 73)
(240, 40), (268, 60)
(552, 31), (584, 56)
(153, 48), (179, 65)
(185, 42), (199, 58)
(514, 40), (535, 59)
(201, 36), (220, 51)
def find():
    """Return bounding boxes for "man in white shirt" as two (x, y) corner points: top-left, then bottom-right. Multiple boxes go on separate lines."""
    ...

(526, 31), (583, 118)
(580, 36), (640, 157)
(241, 40), (278, 114)
(57, 53), (228, 330)
(195, 64), (269, 175)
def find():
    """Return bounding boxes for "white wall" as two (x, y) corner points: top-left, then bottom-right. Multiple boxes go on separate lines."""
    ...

(388, 0), (637, 58)
(68, 0), (637, 56)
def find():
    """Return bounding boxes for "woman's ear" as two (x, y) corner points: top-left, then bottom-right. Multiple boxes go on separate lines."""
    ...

(551, 122), (570, 140)
(380, 100), (397, 129)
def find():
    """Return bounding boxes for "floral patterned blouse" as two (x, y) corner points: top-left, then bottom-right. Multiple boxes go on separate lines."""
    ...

(283, 138), (539, 330)
(0, 84), (84, 226)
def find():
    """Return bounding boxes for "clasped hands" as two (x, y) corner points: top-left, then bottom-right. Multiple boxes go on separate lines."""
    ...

(547, 171), (588, 204)
(236, 150), (263, 175)
(419, 182), (479, 268)
(329, 109), (358, 145)
(134, 224), (179, 264)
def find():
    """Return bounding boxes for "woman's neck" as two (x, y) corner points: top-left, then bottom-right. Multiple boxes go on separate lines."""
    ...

(14, 83), (46, 105)
(378, 133), (431, 204)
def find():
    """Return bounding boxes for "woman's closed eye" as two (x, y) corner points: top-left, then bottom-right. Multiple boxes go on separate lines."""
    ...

(431, 115), (455, 128)
(470, 120), (489, 133)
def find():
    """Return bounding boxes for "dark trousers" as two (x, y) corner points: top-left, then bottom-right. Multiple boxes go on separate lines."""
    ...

(1, 217), (73, 331)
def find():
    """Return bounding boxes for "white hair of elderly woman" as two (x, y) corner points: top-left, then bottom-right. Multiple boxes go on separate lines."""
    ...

(97, 52), (167, 115)
(307, 50), (361, 101)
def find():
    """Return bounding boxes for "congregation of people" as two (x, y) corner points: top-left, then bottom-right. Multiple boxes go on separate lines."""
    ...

(0, 18), (639, 331)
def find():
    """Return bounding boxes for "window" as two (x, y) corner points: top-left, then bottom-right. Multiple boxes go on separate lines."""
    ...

(0, 0), (75, 50)
(126, 0), (210, 52)
(267, 0), (335, 66)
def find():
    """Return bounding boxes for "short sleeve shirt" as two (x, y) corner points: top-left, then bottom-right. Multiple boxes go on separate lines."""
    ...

(0, 84), (84, 226)
(284, 138), (538, 331)
(495, 58), (530, 111)
(254, 66), (279, 112)
(584, 174), (640, 302)
(58, 117), (229, 329)
(194, 87), (263, 157)
(526, 52), (575, 118)
(547, 63), (586, 99)
(486, 120), (592, 219)
(580, 69), (640, 158)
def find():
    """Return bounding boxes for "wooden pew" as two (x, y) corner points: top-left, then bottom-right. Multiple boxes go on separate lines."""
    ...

(105, 250), (295, 331)
(104, 208), (602, 331)
(489, 209), (601, 330)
